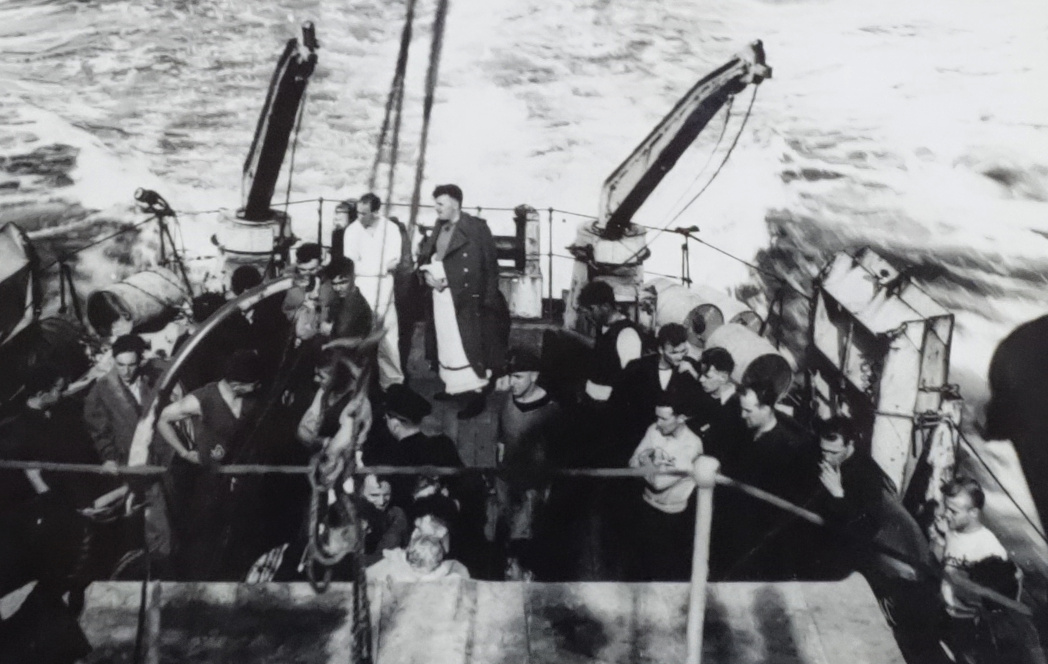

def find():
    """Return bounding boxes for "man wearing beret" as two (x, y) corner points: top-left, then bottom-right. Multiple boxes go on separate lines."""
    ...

(377, 384), (464, 509)
(379, 384), (495, 574)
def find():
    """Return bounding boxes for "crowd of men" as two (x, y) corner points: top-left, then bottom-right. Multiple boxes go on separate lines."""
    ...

(0, 184), (1044, 663)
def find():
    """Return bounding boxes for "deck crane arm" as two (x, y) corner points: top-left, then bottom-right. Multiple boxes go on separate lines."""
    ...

(599, 41), (770, 241)
(241, 22), (319, 222)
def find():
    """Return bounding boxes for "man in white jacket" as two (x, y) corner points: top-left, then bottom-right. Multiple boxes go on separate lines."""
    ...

(343, 192), (405, 389)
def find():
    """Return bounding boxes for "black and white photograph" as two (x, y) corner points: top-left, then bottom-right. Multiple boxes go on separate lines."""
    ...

(1, 0), (1046, 662)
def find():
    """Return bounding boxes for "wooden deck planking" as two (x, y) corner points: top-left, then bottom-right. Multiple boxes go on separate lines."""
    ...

(75, 576), (903, 663)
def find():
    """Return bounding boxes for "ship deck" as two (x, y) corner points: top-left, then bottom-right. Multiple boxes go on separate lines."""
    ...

(77, 574), (903, 664)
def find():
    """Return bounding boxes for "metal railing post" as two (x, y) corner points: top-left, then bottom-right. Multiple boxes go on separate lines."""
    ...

(547, 207), (554, 318)
(317, 196), (324, 246)
(685, 455), (719, 664)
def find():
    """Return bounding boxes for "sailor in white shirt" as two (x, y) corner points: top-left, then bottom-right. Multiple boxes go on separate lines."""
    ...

(343, 193), (405, 388)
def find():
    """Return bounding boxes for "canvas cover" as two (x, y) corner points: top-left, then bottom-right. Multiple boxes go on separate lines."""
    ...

(0, 222), (39, 347)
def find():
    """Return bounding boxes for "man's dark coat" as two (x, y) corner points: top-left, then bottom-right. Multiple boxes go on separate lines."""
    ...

(418, 213), (510, 377)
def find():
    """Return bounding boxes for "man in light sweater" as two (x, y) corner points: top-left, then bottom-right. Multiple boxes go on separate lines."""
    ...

(933, 476), (1045, 664)
(628, 393), (704, 581)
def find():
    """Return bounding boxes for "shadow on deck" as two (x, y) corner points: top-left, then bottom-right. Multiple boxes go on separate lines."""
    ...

(78, 574), (904, 664)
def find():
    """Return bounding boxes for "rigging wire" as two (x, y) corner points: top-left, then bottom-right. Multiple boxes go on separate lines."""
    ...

(369, 0), (417, 205)
(955, 426), (1048, 544)
(612, 85), (760, 270)
(406, 0), (450, 239)
(37, 215), (158, 273)
(662, 94), (734, 225)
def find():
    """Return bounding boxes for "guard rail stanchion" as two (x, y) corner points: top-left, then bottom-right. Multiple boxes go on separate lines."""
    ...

(144, 580), (162, 664)
(686, 455), (719, 664)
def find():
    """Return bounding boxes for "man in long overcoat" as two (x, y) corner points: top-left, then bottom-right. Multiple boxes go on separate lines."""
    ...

(418, 184), (509, 419)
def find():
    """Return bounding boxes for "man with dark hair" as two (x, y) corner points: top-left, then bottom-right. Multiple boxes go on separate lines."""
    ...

(83, 335), (174, 568)
(694, 346), (744, 461)
(5, 365), (112, 511)
(175, 291), (253, 389)
(717, 378), (816, 580)
(356, 474), (410, 566)
(0, 363), (101, 663)
(418, 184), (510, 419)
(343, 192), (405, 389)
(157, 349), (264, 578)
(282, 242), (333, 343)
(609, 322), (702, 465)
(229, 264), (290, 371)
(812, 416), (943, 663)
(295, 241), (323, 268)
(321, 256), (373, 341)
(230, 265), (263, 295)
(577, 280), (643, 405)
(627, 392), (704, 580)
(813, 418), (934, 578)
(85, 334), (163, 468)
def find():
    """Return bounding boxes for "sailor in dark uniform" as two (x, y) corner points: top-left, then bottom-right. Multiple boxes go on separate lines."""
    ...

(693, 346), (745, 464)
(376, 384), (493, 575)
(578, 280), (643, 403)
(575, 280), (644, 468)
(374, 383), (464, 509)
(717, 378), (817, 580)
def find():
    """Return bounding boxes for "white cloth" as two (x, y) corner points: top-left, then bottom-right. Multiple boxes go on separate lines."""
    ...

(345, 217), (404, 386)
(584, 380), (613, 401)
(584, 322), (643, 402)
(374, 306), (404, 389)
(615, 325), (642, 368)
(425, 261), (488, 394)
(658, 367), (673, 390)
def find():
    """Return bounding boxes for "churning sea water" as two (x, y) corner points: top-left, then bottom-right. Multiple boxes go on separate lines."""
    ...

(1, 0), (1047, 563)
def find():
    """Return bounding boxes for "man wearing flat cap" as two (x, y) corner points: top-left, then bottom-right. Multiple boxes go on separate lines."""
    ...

(377, 384), (464, 509)
(379, 383), (498, 574)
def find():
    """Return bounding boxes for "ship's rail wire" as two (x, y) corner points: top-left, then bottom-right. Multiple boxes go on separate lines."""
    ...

(0, 458), (1030, 618)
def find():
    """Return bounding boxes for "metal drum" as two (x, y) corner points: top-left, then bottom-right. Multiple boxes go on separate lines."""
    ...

(86, 266), (190, 336)
(651, 282), (762, 345)
(705, 322), (793, 397)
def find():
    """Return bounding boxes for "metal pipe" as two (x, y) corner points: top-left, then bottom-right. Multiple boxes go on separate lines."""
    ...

(547, 208), (554, 318)
(686, 455), (719, 664)
(141, 580), (162, 664)
(317, 196), (324, 246)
